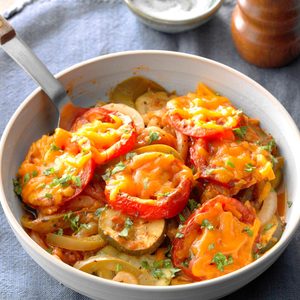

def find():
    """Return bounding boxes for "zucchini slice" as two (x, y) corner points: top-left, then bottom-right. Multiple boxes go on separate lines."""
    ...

(98, 208), (166, 255)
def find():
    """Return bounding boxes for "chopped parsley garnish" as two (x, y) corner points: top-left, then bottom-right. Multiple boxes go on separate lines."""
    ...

(211, 253), (233, 272)
(157, 191), (171, 197)
(149, 131), (160, 144)
(143, 178), (149, 190)
(179, 214), (186, 223)
(111, 162), (126, 175)
(13, 178), (22, 196)
(95, 206), (107, 216)
(50, 144), (61, 151)
(261, 140), (276, 153)
(141, 259), (180, 279)
(36, 183), (46, 189)
(102, 169), (111, 181)
(188, 198), (199, 211)
(201, 219), (214, 230)
(233, 126), (247, 139)
(55, 228), (64, 236)
(43, 167), (55, 176)
(116, 263), (123, 273)
(72, 176), (82, 187)
(125, 152), (136, 160)
(208, 243), (215, 250)
(182, 260), (189, 268)
(63, 212), (81, 232)
(175, 232), (184, 239)
(226, 160), (235, 168)
(253, 252), (260, 260)
(31, 170), (38, 177)
(242, 226), (253, 237)
(244, 163), (256, 172)
(287, 201), (293, 208)
(118, 217), (133, 238)
(45, 193), (53, 199)
(263, 223), (274, 233)
(23, 173), (31, 184)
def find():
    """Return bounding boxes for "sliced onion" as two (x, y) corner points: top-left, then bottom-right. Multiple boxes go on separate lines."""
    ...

(258, 190), (277, 225)
(102, 103), (145, 134)
(46, 233), (106, 251)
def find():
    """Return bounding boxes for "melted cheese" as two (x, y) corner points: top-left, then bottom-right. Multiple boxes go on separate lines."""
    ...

(190, 202), (261, 279)
(106, 152), (193, 201)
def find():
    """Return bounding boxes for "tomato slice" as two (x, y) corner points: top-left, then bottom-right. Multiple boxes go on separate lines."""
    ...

(17, 128), (95, 215)
(166, 84), (241, 138)
(172, 195), (259, 281)
(190, 138), (275, 195)
(71, 107), (137, 164)
(104, 152), (194, 219)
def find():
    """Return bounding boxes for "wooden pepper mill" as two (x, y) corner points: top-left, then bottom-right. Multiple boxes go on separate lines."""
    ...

(231, 0), (300, 68)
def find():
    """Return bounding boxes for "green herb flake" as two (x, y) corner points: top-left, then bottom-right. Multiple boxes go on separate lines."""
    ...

(72, 176), (82, 187)
(211, 253), (234, 272)
(226, 160), (235, 168)
(55, 228), (64, 236)
(143, 178), (149, 190)
(149, 131), (160, 144)
(188, 199), (199, 211)
(179, 214), (186, 223)
(170, 268), (181, 278)
(201, 219), (214, 231)
(50, 144), (61, 151)
(141, 261), (150, 270)
(102, 169), (111, 181)
(13, 178), (22, 196)
(43, 167), (55, 176)
(157, 191), (171, 197)
(261, 140), (276, 153)
(208, 243), (215, 250)
(125, 152), (136, 160)
(31, 170), (38, 177)
(182, 260), (189, 268)
(45, 193), (53, 199)
(242, 226), (253, 237)
(175, 232), (184, 239)
(23, 173), (31, 185)
(111, 162), (126, 175)
(244, 163), (256, 172)
(46, 248), (53, 254)
(253, 252), (260, 260)
(63, 212), (81, 232)
(37, 183), (46, 189)
(118, 217), (133, 238)
(116, 263), (123, 273)
(233, 126), (247, 139)
(162, 259), (172, 269)
(263, 223), (274, 233)
(151, 268), (164, 279)
(287, 201), (293, 208)
(95, 206), (106, 216)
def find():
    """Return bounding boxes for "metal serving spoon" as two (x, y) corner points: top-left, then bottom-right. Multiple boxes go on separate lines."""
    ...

(0, 15), (87, 129)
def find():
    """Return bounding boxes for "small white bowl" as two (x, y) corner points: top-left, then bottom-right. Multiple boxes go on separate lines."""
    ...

(1, 51), (300, 300)
(123, 0), (224, 33)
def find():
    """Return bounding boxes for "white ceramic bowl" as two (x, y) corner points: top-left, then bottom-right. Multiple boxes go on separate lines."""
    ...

(1, 51), (300, 300)
(123, 0), (224, 33)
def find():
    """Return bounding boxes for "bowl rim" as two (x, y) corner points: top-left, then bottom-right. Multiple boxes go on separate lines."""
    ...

(1, 50), (300, 292)
(123, 0), (224, 26)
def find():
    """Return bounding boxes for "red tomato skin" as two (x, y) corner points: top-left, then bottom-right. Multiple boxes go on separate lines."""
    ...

(105, 178), (192, 220)
(171, 195), (256, 280)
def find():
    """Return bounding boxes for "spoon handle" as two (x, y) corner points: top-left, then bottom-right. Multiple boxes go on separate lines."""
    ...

(0, 15), (70, 110)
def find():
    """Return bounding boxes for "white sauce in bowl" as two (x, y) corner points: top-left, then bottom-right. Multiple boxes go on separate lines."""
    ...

(130, 0), (215, 21)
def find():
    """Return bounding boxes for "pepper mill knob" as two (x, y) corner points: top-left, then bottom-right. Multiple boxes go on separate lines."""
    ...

(231, 0), (300, 68)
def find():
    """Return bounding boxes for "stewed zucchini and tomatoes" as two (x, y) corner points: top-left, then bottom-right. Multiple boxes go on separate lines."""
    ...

(15, 77), (286, 285)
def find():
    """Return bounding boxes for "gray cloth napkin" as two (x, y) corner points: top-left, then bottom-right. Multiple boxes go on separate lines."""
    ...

(0, 0), (299, 299)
